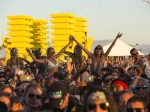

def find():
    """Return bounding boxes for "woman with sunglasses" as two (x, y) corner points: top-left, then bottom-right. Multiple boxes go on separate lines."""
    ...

(71, 33), (122, 75)
(83, 87), (119, 112)
(26, 39), (72, 76)
(6, 47), (24, 73)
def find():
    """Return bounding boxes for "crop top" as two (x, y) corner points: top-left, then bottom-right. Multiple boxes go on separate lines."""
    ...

(47, 58), (59, 69)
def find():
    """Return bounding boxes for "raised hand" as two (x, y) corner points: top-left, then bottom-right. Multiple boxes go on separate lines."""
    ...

(26, 48), (31, 54)
(116, 33), (122, 38)
(69, 35), (74, 42)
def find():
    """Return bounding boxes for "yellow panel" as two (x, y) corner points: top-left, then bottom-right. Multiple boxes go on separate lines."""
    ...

(51, 19), (76, 24)
(51, 30), (75, 35)
(8, 38), (32, 42)
(7, 32), (33, 37)
(50, 13), (76, 18)
(75, 23), (87, 27)
(51, 25), (76, 29)
(7, 27), (33, 31)
(7, 21), (32, 25)
(32, 19), (48, 23)
(7, 15), (33, 19)
(7, 45), (33, 48)
(76, 18), (88, 22)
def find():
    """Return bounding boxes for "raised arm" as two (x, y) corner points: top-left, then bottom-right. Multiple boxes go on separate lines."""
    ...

(63, 51), (73, 58)
(73, 37), (93, 58)
(21, 58), (36, 66)
(26, 48), (46, 64)
(104, 33), (122, 58)
(54, 40), (72, 59)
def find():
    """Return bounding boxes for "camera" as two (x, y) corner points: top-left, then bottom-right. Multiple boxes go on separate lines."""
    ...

(80, 75), (94, 82)
(20, 75), (32, 82)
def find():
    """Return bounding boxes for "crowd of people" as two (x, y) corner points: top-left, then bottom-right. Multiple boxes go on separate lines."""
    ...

(0, 33), (150, 112)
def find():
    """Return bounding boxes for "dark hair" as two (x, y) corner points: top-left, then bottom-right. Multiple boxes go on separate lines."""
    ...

(46, 47), (54, 55)
(83, 87), (119, 112)
(79, 86), (92, 96)
(91, 78), (102, 87)
(74, 45), (82, 64)
(112, 69), (119, 75)
(0, 95), (13, 107)
(80, 68), (90, 75)
(32, 48), (41, 56)
(127, 96), (146, 108)
(93, 45), (104, 58)
(10, 96), (25, 107)
(130, 48), (136, 54)
(24, 84), (42, 95)
(101, 67), (112, 74)
(10, 47), (18, 57)
(0, 101), (8, 112)
(102, 74), (112, 82)
(0, 84), (14, 95)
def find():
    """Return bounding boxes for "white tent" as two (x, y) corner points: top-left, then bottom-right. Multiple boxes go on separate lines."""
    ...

(0, 49), (6, 58)
(132, 45), (150, 56)
(90, 39), (144, 56)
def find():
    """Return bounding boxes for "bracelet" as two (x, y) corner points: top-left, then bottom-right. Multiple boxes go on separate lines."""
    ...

(135, 76), (140, 78)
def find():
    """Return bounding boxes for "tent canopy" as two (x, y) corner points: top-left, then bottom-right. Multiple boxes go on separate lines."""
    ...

(132, 45), (150, 56)
(0, 49), (6, 58)
(90, 39), (144, 56)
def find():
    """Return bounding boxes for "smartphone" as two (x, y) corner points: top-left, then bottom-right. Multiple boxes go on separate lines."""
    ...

(80, 75), (94, 82)
(20, 75), (32, 82)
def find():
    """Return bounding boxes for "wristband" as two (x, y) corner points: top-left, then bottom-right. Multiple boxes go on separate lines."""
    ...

(135, 76), (140, 78)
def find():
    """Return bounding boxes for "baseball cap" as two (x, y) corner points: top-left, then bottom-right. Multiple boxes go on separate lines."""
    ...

(48, 81), (67, 108)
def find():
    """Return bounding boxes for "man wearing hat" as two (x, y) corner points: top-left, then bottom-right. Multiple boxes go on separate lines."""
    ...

(48, 81), (79, 112)
(110, 79), (129, 92)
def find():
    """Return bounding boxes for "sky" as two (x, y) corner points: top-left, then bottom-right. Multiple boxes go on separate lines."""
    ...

(0, 0), (150, 46)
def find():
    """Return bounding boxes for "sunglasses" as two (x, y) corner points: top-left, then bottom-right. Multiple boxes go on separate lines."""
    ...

(126, 108), (144, 112)
(11, 49), (18, 53)
(28, 93), (41, 100)
(0, 80), (5, 83)
(96, 47), (102, 50)
(87, 103), (109, 111)
(105, 78), (114, 83)
(132, 52), (138, 56)
(3, 93), (11, 97)
(135, 85), (147, 90)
